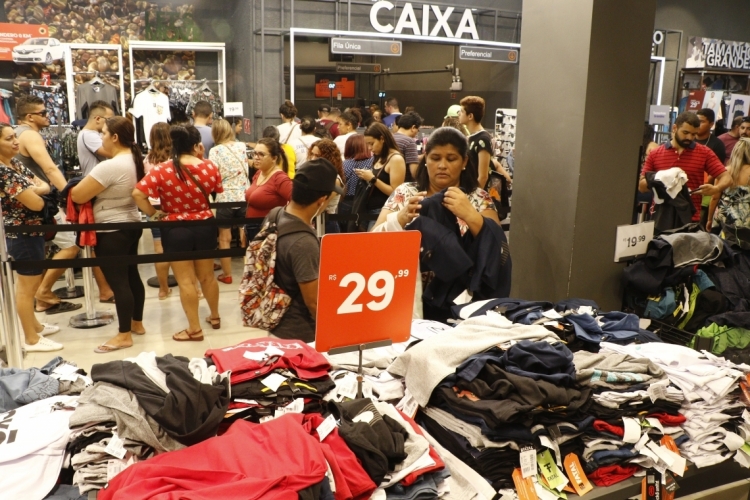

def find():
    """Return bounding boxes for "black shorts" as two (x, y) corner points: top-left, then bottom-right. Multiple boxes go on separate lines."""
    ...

(161, 224), (218, 254)
(6, 235), (45, 276)
(215, 207), (246, 229)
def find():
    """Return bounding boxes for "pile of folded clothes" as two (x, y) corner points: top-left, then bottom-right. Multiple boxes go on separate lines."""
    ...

(65, 352), (229, 495)
(600, 342), (749, 469)
(205, 338), (335, 423)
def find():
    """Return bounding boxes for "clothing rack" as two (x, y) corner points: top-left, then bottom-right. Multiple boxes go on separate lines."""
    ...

(63, 43), (126, 122)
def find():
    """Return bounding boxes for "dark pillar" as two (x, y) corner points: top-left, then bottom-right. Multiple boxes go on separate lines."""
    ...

(510, 0), (656, 310)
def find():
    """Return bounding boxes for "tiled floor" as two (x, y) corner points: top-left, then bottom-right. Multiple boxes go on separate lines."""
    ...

(17, 233), (266, 373)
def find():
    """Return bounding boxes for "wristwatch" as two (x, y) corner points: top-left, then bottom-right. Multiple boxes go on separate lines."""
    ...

(369, 177), (377, 185)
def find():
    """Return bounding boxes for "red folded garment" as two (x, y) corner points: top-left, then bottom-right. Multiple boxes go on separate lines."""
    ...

(395, 409), (445, 486)
(66, 193), (96, 246)
(588, 464), (640, 487)
(647, 412), (686, 426)
(593, 419), (624, 437)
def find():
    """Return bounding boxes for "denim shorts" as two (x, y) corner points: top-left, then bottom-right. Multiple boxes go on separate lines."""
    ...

(151, 227), (161, 240)
(6, 235), (45, 276)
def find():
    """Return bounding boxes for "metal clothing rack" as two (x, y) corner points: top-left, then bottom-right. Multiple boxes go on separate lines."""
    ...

(62, 43), (126, 121)
(127, 41), (226, 109)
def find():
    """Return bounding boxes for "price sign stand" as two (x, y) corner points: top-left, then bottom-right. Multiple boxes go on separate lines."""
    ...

(316, 232), (421, 398)
(328, 339), (393, 398)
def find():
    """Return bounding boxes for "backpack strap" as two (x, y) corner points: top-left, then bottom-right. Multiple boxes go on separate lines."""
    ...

(269, 207), (318, 240)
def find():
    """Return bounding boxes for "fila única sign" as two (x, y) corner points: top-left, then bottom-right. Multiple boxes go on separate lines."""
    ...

(370, 1), (479, 40)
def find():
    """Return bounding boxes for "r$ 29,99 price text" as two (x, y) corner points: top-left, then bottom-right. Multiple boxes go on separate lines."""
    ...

(328, 270), (410, 315)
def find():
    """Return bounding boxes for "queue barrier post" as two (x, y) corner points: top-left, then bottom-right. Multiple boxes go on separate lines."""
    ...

(0, 210), (24, 368)
(69, 245), (114, 329)
(53, 268), (84, 299)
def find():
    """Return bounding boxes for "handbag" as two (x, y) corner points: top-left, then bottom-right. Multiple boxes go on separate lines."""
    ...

(41, 187), (60, 241)
(346, 166), (384, 232)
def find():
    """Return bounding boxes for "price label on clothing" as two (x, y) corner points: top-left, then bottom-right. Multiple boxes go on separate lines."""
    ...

(613, 221), (654, 262)
(519, 447), (536, 478)
(105, 433), (127, 460)
(316, 232), (421, 352)
(224, 102), (244, 116)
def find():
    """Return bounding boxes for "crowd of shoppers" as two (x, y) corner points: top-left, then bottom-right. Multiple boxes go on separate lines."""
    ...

(1, 94), (515, 351)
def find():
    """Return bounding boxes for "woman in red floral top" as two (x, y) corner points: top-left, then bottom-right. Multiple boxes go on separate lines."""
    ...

(133, 125), (223, 342)
(0, 122), (62, 352)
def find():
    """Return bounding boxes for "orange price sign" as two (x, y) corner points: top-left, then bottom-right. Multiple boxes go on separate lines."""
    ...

(315, 232), (421, 352)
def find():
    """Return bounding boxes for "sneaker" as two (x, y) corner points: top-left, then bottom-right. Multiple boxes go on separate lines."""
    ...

(24, 337), (63, 352)
(39, 323), (60, 336)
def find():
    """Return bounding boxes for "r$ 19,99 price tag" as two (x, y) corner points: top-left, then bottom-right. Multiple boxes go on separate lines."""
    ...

(614, 221), (654, 262)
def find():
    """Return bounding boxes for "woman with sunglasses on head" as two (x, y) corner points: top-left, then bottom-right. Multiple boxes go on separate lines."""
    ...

(72, 117), (147, 353)
(133, 125), (223, 342)
(244, 137), (292, 240)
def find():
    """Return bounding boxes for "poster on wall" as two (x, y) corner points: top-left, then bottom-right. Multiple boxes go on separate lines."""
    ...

(686, 36), (750, 72)
(702, 90), (724, 120)
(728, 94), (750, 120)
(0, 23), (53, 62)
(685, 90), (706, 112)
(314, 74), (356, 99)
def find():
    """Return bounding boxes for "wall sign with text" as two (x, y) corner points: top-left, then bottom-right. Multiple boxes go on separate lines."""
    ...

(370, 1), (479, 40)
(686, 36), (750, 72)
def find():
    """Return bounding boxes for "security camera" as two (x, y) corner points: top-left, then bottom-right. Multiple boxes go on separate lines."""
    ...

(450, 80), (463, 91)
(445, 64), (454, 71)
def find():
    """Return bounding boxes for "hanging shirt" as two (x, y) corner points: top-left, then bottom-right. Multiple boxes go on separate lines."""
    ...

(135, 159), (223, 221)
(131, 90), (171, 149)
(76, 81), (120, 120)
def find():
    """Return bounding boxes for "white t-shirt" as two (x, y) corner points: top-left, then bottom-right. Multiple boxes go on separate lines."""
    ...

(0, 396), (77, 500)
(334, 132), (356, 160)
(77, 129), (104, 176)
(130, 90), (171, 149)
(291, 135), (319, 168)
(89, 154), (141, 228)
(277, 121), (302, 145)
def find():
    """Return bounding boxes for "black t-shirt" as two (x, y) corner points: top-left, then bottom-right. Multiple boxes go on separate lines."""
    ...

(468, 130), (493, 180)
(696, 133), (727, 165)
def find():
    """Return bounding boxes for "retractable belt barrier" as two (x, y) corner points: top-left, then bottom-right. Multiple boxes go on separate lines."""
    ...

(3, 202), (382, 272)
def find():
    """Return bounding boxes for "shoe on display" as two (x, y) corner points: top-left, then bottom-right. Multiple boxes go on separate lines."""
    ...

(39, 323), (60, 336)
(24, 337), (63, 352)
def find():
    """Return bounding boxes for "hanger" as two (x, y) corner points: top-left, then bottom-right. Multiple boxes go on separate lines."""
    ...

(89, 71), (103, 87)
(145, 81), (160, 95)
(197, 79), (211, 93)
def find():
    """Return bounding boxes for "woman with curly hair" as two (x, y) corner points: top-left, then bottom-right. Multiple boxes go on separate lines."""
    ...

(309, 138), (345, 233)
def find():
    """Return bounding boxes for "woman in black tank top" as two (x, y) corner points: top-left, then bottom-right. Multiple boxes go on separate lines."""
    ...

(356, 123), (406, 219)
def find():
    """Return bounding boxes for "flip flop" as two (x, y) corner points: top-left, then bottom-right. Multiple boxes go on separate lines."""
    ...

(36, 301), (83, 315)
(99, 296), (116, 304)
(94, 343), (132, 353)
(132, 330), (146, 336)
(172, 329), (204, 342)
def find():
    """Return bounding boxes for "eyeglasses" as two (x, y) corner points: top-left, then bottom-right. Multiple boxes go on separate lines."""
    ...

(29, 110), (48, 117)
(253, 151), (268, 158)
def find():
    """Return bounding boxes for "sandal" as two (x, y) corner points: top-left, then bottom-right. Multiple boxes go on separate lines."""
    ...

(205, 316), (221, 329)
(172, 329), (204, 342)
(99, 296), (116, 304)
(158, 289), (173, 300)
(132, 330), (146, 336)
(94, 343), (132, 353)
(216, 274), (233, 284)
(35, 301), (82, 315)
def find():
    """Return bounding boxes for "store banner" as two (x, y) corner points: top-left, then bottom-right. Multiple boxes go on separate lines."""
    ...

(314, 74), (356, 99)
(0, 23), (51, 62)
(728, 94), (750, 120)
(686, 36), (750, 71)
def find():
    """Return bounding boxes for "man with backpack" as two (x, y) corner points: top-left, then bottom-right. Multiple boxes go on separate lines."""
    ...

(317, 103), (339, 139)
(239, 158), (342, 342)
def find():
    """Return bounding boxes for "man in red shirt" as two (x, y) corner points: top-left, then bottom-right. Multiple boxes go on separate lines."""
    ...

(639, 111), (731, 222)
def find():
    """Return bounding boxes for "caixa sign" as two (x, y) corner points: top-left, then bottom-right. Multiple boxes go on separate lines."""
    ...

(370, 1), (479, 40)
